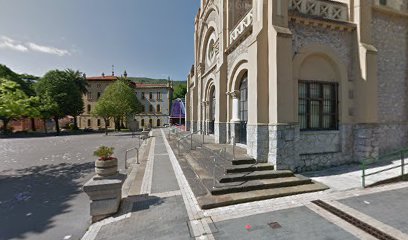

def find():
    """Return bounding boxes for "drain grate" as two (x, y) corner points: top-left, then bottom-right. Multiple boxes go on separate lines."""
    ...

(268, 222), (282, 229)
(312, 200), (397, 240)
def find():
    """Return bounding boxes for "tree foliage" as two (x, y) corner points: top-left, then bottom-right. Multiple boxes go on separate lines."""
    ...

(0, 78), (38, 133)
(35, 70), (84, 133)
(173, 83), (187, 100)
(0, 64), (37, 96)
(93, 79), (143, 133)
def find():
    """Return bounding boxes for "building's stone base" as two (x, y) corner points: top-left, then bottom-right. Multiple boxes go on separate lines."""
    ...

(190, 121), (198, 133)
(229, 122), (241, 144)
(247, 125), (269, 162)
(268, 124), (299, 171)
(215, 122), (227, 144)
(353, 124), (379, 161)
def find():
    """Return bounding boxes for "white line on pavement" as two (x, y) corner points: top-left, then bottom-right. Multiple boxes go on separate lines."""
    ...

(305, 204), (377, 240)
(152, 190), (182, 198)
(205, 181), (408, 223)
(160, 129), (215, 240)
(140, 137), (156, 194)
(328, 200), (408, 240)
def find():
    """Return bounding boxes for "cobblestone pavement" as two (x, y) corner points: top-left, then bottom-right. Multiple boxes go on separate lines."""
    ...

(84, 129), (408, 240)
(0, 133), (140, 240)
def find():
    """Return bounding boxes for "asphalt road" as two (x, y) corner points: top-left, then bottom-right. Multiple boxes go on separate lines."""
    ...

(0, 132), (141, 240)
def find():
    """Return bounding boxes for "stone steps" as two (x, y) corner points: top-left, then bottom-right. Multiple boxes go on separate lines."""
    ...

(230, 158), (257, 165)
(211, 176), (313, 195)
(219, 170), (294, 183)
(198, 182), (329, 209)
(225, 163), (274, 173)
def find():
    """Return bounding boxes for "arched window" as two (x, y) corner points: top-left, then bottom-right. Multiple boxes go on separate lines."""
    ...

(87, 104), (91, 114)
(157, 119), (161, 127)
(156, 104), (161, 113)
(141, 119), (145, 127)
(149, 119), (153, 127)
(87, 119), (91, 127)
(149, 105), (154, 113)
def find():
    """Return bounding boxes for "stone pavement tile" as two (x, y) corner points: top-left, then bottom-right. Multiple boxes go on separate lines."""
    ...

(339, 187), (408, 235)
(151, 154), (180, 194)
(211, 206), (359, 240)
(94, 196), (191, 240)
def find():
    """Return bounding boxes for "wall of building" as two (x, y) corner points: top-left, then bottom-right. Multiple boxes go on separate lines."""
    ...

(134, 87), (172, 129)
(372, 9), (408, 153)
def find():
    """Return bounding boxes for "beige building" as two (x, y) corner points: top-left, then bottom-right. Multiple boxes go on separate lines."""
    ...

(134, 82), (173, 129)
(186, 0), (408, 172)
(78, 74), (117, 130)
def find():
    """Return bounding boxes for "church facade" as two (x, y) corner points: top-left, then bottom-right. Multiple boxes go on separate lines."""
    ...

(186, 0), (408, 172)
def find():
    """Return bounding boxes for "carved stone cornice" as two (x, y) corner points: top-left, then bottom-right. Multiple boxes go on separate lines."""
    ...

(226, 90), (240, 99)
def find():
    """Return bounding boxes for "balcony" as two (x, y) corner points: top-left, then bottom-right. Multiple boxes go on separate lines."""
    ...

(229, 10), (253, 46)
(289, 0), (348, 22)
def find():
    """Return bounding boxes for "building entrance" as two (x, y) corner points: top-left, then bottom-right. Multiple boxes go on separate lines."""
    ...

(239, 74), (248, 144)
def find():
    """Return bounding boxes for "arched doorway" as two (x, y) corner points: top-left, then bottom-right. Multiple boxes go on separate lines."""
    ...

(209, 86), (216, 134)
(157, 119), (161, 127)
(239, 73), (248, 144)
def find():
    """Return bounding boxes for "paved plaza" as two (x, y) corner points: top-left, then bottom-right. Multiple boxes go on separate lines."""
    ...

(0, 133), (141, 240)
(82, 129), (408, 240)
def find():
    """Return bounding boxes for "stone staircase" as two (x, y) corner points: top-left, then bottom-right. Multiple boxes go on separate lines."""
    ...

(169, 133), (328, 209)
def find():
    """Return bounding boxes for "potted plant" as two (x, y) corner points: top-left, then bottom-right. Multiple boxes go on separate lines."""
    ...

(94, 146), (118, 177)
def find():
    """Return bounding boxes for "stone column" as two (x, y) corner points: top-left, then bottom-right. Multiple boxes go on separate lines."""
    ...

(228, 91), (241, 143)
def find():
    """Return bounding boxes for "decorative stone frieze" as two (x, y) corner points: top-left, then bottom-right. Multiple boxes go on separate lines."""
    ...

(289, 0), (348, 22)
(229, 10), (253, 45)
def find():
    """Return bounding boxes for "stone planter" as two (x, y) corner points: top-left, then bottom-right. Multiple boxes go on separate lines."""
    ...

(95, 158), (118, 177)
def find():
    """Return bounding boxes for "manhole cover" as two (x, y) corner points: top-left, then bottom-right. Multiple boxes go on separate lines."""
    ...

(268, 222), (282, 229)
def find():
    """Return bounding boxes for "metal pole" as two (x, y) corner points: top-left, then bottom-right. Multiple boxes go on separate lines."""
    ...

(137, 148), (139, 164)
(212, 157), (216, 189)
(401, 151), (405, 179)
(178, 141), (180, 156)
(232, 136), (236, 161)
(202, 130), (205, 146)
(168, 128), (171, 140)
(362, 163), (366, 188)
(190, 134), (193, 150)
(125, 151), (128, 170)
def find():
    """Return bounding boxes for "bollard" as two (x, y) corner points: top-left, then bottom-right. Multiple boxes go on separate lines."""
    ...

(136, 149), (139, 164)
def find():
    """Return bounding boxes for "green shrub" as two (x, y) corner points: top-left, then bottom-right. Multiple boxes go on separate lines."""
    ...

(93, 146), (115, 160)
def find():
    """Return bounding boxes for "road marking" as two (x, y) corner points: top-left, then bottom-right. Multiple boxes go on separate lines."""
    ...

(328, 200), (408, 240)
(306, 203), (377, 240)
(152, 190), (182, 198)
(140, 137), (156, 194)
(205, 182), (408, 223)
(161, 129), (214, 240)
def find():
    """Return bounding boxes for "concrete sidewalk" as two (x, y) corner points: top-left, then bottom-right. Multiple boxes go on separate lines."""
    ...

(81, 129), (408, 240)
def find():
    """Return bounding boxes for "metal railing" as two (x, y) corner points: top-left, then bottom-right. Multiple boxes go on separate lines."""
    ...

(168, 126), (182, 140)
(124, 146), (140, 170)
(176, 130), (205, 156)
(361, 148), (408, 188)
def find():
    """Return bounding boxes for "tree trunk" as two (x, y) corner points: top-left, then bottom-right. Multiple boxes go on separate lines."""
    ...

(73, 116), (78, 130)
(31, 118), (36, 132)
(43, 119), (48, 134)
(54, 117), (60, 135)
(3, 118), (10, 134)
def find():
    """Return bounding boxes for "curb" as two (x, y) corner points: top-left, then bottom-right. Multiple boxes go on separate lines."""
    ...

(81, 138), (150, 240)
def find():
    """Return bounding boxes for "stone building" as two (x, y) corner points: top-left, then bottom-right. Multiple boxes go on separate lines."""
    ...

(77, 74), (117, 130)
(186, 0), (408, 172)
(134, 82), (173, 129)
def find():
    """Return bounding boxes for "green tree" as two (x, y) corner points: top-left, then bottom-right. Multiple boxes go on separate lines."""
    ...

(0, 78), (38, 134)
(93, 79), (142, 133)
(65, 69), (88, 129)
(36, 93), (59, 133)
(35, 70), (84, 134)
(173, 83), (187, 100)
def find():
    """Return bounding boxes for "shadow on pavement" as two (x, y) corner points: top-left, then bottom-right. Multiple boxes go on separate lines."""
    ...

(0, 162), (94, 240)
(126, 195), (165, 212)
